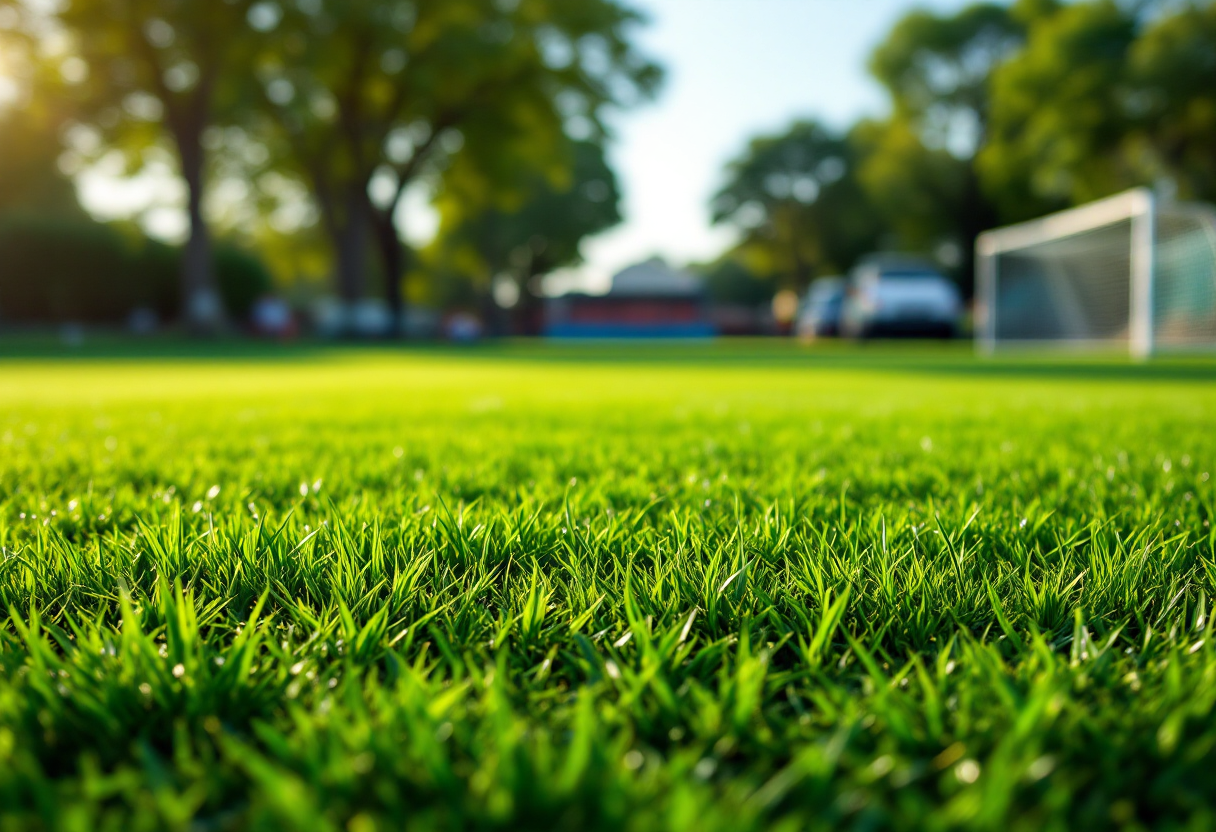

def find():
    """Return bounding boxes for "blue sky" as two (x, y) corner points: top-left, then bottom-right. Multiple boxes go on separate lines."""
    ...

(567, 0), (976, 289)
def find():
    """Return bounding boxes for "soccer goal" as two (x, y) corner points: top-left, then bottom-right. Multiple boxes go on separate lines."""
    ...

(976, 188), (1216, 357)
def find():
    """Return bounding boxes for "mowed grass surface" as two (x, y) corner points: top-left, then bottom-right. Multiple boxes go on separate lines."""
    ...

(1, 343), (1215, 831)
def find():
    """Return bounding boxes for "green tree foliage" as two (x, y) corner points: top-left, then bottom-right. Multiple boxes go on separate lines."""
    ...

(714, 5), (1034, 295)
(251, 0), (658, 331)
(852, 117), (967, 257)
(698, 259), (773, 307)
(40, 0), (262, 328)
(862, 2), (1026, 288)
(1127, 2), (1216, 202)
(979, 0), (1216, 217)
(0, 111), (83, 220)
(427, 139), (622, 331)
(711, 121), (882, 289)
(724, 0), (1216, 299)
(0, 4), (82, 218)
(979, 1), (1140, 221)
(868, 2), (1022, 152)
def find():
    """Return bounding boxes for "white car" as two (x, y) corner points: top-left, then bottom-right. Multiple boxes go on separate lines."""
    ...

(841, 257), (962, 339)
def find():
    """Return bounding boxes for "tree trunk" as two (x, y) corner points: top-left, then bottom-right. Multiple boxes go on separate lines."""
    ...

(373, 211), (408, 338)
(176, 128), (222, 332)
(957, 164), (998, 300)
(516, 271), (544, 336)
(789, 236), (814, 290)
(335, 188), (370, 306)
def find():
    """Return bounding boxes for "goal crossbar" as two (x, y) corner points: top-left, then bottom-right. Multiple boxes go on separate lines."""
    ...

(977, 188), (1159, 357)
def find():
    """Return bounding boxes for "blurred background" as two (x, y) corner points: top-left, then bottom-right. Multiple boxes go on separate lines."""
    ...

(0, 0), (1213, 342)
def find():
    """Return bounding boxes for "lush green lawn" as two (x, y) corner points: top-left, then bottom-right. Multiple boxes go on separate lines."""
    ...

(1, 343), (1214, 831)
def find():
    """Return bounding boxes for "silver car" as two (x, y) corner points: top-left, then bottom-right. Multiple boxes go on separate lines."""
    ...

(841, 256), (961, 339)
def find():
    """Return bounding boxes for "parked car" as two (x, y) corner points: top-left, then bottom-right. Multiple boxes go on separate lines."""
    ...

(795, 277), (846, 339)
(841, 256), (961, 339)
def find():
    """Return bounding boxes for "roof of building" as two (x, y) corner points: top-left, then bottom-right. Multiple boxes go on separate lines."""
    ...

(609, 258), (704, 297)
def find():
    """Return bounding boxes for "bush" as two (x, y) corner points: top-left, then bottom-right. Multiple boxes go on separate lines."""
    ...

(0, 216), (276, 325)
(215, 245), (273, 321)
(701, 259), (774, 306)
(0, 215), (178, 324)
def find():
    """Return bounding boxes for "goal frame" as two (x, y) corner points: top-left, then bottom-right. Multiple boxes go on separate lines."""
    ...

(976, 188), (1156, 358)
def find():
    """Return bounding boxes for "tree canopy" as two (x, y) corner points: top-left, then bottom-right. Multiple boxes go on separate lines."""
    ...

(2, 0), (658, 332)
(1130, 1), (1216, 202)
(428, 138), (623, 296)
(248, 0), (659, 330)
(0, 3), (82, 218)
(716, 0), (1216, 297)
(979, 0), (1140, 220)
(712, 120), (882, 289)
(39, 0), (264, 327)
(6, 0), (1216, 323)
(869, 2), (1023, 157)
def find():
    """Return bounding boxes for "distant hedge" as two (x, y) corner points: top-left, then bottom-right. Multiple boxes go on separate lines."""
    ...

(0, 215), (272, 325)
(701, 259), (775, 306)
(214, 245), (272, 320)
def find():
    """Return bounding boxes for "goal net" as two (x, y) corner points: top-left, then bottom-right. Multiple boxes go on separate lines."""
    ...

(976, 189), (1216, 356)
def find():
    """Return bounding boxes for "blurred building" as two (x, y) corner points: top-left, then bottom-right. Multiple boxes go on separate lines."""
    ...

(544, 258), (717, 338)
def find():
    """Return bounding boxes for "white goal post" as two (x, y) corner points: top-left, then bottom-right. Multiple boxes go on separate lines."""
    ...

(976, 188), (1216, 357)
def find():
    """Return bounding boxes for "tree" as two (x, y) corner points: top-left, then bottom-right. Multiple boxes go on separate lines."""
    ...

(697, 258), (773, 307)
(852, 117), (967, 257)
(978, 1), (1141, 220)
(428, 139), (623, 333)
(712, 120), (882, 289)
(252, 0), (659, 334)
(0, 5), (82, 219)
(869, 3), (1027, 154)
(977, 0), (1216, 217)
(1128, 1), (1216, 202)
(862, 2), (1026, 290)
(0, 111), (84, 219)
(41, 0), (262, 329)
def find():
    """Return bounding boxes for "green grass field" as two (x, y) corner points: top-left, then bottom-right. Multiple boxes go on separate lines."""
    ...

(1, 343), (1215, 831)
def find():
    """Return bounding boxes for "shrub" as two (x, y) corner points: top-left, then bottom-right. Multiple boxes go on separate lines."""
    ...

(701, 260), (774, 306)
(0, 216), (276, 325)
(215, 245), (273, 321)
(0, 215), (178, 324)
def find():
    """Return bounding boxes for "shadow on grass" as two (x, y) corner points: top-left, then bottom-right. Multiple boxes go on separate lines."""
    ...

(1, 334), (1213, 382)
(445, 340), (1216, 383)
